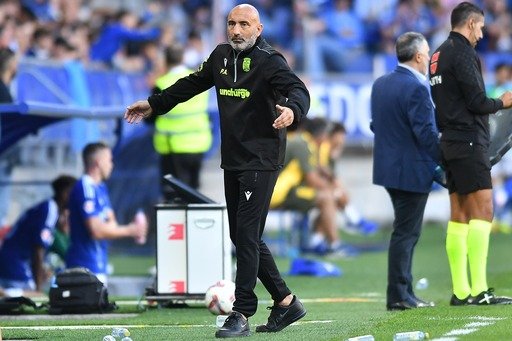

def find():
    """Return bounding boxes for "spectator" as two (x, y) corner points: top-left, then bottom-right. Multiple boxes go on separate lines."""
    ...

(183, 30), (208, 69)
(89, 9), (160, 68)
(65, 142), (147, 285)
(0, 47), (17, 227)
(484, 0), (512, 52)
(0, 175), (77, 295)
(296, 0), (365, 74)
(149, 44), (212, 198)
(379, 0), (439, 53)
(26, 26), (53, 59)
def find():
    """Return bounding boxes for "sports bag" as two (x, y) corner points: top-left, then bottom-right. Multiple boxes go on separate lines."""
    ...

(48, 267), (117, 314)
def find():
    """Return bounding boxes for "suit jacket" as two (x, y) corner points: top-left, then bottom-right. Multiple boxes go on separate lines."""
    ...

(371, 66), (440, 193)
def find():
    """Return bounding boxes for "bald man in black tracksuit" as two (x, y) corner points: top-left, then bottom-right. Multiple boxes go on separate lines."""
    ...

(125, 4), (309, 338)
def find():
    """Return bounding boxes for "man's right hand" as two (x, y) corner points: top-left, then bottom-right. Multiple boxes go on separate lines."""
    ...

(500, 91), (512, 109)
(124, 100), (153, 124)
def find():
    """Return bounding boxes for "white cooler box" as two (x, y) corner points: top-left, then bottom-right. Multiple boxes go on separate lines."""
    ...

(155, 203), (232, 298)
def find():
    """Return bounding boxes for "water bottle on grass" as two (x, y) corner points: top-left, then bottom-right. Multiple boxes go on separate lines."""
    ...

(346, 335), (375, 341)
(393, 331), (429, 340)
(112, 327), (130, 338)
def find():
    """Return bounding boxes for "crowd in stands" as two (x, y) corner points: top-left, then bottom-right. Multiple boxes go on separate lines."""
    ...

(0, 0), (510, 77)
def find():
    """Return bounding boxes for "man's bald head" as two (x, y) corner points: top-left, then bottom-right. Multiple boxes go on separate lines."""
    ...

(227, 4), (263, 52)
(229, 4), (261, 23)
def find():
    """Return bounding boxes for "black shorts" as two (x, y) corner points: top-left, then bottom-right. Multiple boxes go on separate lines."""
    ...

(440, 140), (492, 195)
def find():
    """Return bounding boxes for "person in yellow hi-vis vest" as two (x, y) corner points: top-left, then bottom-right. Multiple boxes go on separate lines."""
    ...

(151, 45), (212, 198)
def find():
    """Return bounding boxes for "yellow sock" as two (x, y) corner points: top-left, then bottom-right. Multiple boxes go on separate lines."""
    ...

(446, 221), (471, 299)
(468, 219), (491, 296)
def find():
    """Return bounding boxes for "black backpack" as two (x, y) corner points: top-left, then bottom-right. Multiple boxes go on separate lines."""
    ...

(48, 267), (117, 314)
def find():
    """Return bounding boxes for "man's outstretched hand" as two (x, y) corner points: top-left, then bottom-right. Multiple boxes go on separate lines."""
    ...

(273, 104), (294, 129)
(124, 100), (153, 124)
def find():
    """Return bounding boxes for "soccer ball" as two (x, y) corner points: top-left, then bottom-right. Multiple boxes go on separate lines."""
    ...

(204, 279), (235, 315)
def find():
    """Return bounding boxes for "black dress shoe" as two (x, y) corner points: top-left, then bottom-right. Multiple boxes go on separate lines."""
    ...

(413, 297), (435, 307)
(386, 301), (415, 311)
(215, 311), (250, 338)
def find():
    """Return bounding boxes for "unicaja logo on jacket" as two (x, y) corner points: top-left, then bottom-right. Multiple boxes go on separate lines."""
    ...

(219, 88), (251, 99)
(242, 58), (251, 72)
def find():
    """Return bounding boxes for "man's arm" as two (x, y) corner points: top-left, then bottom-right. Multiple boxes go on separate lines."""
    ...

(85, 209), (144, 240)
(264, 54), (310, 127)
(125, 52), (215, 123)
(455, 51), (505, 114)
(148, 56), (215, 115)
(31, 246), (47, 291)
(407, 85), (441, 163)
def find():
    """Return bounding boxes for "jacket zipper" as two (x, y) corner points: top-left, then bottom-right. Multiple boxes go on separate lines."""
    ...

(233, 50), (241, 83)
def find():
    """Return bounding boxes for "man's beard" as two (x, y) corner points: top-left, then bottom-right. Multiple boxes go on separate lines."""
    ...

(229, 34), (257, 52)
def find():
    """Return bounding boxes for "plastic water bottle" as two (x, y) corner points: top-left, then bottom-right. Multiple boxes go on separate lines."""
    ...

(216, 314), (228, 327)
(393, 331), (429, 340)
(134, 209), (147, 245)
(103, 336), (116, 341)
(415, 278), (429, 290)
(111, 327), (130, 338)
(346, 335), (375, 341)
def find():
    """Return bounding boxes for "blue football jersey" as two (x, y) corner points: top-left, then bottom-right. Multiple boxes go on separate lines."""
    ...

(0, 199), (57, 281)
(65, 175), (111, 275)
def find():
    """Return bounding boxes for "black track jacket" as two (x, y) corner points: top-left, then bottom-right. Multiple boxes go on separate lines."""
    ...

(429, 31), (503, 146)
(148, 37), (310, 171)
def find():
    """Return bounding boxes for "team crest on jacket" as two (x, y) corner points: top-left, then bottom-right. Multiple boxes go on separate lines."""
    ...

(242, 58), (251, 72)
(430, 51), (440, 74)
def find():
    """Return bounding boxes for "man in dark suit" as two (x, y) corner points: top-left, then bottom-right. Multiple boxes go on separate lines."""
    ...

(371, 32), (440, 311)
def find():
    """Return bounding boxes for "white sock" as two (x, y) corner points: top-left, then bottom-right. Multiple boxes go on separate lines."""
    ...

(344, 204), (362, 225)
(329, 240), (341, 250)
(309, 232), (325, 247)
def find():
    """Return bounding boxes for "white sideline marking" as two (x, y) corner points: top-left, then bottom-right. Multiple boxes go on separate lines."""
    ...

(445, 328), (479, 336)
(0, 320), (334, 331)
(0, 313), (138, 321)
(117, 295), (382, 306)
(432, 316), (506, 340)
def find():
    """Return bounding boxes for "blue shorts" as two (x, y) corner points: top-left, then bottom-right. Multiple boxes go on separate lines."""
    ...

(0, 277), (36, 291)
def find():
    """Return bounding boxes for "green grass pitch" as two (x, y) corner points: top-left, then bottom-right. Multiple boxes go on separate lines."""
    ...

(2, 224), (512, 340)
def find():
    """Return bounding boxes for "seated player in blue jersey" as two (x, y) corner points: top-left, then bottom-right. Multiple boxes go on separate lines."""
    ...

(65, 142), (148, 285)
(0, 175), (77, 296)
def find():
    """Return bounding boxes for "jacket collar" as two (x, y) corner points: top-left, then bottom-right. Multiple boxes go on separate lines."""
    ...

(397, 63), (426, 82)
(449, 31), (471, 47)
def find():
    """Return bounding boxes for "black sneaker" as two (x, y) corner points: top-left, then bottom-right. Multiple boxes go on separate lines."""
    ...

(450, 294), (471, 306)
(255, 295), (306, 333)
(470, 288), (512, 305)
(215, 311), (250, 338)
